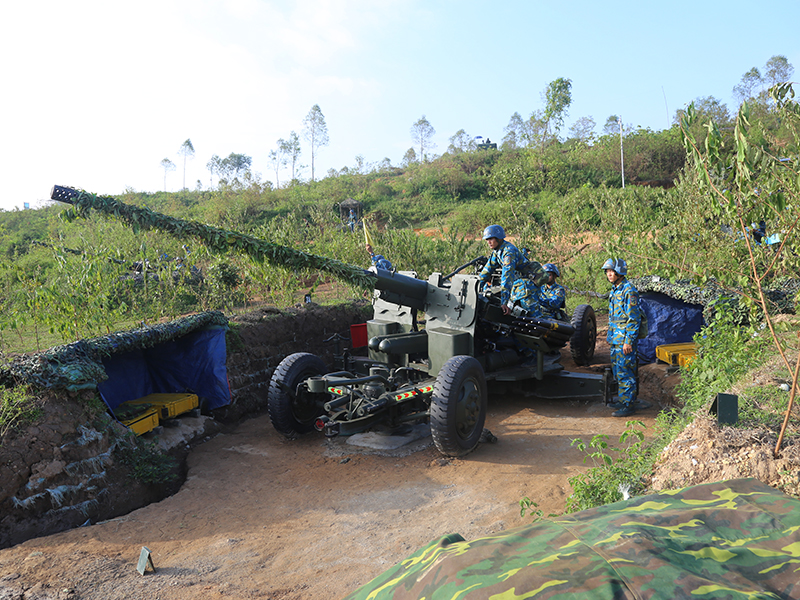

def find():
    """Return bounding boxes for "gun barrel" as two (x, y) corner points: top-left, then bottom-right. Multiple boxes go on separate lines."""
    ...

(368, 267), (429, 310)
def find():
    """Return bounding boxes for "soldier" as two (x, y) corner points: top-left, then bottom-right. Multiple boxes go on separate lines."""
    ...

(603, 258), (640, 417)
(366, 244), (393, 271)
(478, 225), (537, 316)
(539, 263), (567, 319)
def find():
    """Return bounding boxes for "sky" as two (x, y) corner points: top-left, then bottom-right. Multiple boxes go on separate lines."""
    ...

(1, 0), (798, 212)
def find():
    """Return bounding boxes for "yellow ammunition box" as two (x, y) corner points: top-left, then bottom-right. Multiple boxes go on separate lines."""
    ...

(655, 342), (696, 366)
(120, 406), (160, 436)
(126, 393), (199, 420)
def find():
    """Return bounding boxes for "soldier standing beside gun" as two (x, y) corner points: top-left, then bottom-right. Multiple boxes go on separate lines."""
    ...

(603, 258), (640, 417)
(478, 225), (539, 317)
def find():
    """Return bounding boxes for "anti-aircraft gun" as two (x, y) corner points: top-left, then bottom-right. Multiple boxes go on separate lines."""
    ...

(50, 185), (612, 458)
(270, 265), (612, 457)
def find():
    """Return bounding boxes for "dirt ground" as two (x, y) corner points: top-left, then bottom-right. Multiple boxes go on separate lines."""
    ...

(0, 322), (681, 600)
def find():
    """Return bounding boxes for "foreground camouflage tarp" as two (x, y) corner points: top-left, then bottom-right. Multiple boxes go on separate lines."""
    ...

(345, 479), (800, 600)
(0, 311), (228, 391)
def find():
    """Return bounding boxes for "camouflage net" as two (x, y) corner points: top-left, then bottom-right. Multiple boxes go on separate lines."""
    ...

(628, 275), (800, 324)
(567, 276), (799, 324)
(51, 185), (376, 290)
(0, 311), (228, 392)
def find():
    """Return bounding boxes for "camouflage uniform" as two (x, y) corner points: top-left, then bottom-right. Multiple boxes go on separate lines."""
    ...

(607, 277), (640, 407)
(477, 240), (532, 307)
(510, 278), (543, 318)
(539, 281), (566, 319)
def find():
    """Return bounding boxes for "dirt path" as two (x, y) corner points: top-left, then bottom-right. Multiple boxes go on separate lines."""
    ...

(0, 342), (671, 600)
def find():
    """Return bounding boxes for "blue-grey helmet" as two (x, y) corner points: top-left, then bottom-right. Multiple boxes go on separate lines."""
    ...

(601, 258), (627, 276)
(543, 263), (560, 277)
(482, 225), (506, 240)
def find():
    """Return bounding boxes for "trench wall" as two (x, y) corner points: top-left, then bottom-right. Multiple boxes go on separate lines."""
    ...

(0, 301), (372, 549)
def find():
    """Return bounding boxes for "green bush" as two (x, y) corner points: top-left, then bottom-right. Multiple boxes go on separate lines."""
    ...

(114, 437), (179, 485)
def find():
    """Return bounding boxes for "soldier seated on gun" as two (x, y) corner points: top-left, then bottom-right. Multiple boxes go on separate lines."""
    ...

(538, 263), (567, 319)
(477, 225), (536, 316)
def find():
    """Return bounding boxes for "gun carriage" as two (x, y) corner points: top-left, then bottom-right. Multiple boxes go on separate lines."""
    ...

(270, 264), (613, 457)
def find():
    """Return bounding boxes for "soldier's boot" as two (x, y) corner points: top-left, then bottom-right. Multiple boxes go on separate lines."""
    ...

(612, 403), (636, 417)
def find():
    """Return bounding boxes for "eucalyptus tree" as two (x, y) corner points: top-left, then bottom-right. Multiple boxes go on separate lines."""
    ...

(160, 158), (175, 192)
(219, 153), (252, 183)
(733, 55), (795, 105)
(502, 112), (526, 149)
(280, 131), (302, 180)
(303, 104), (329, 181)
(602, 115), (621, 137)
(411, 115), (436, 161)
(542, 77), (573, 142)
(206, 154), (222, 188)
(178, 138), (195, 190)
(268, 149), (284, 188)
(402, 147), (417, 167)
(568, 116), (596, 143)
(447, 129), (475, 154)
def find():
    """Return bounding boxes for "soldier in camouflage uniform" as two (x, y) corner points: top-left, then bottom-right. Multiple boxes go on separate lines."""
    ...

(538, 263), (567, 319)
(478, 225), (538, 317)
(603, 258), (640, 417)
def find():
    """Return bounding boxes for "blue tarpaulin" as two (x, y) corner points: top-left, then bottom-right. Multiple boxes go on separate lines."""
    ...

(97, 325), (230, 412)
(638, 292), (704, 364)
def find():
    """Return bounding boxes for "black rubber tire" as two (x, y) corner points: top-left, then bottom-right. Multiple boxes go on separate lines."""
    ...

(430, 356), (487, 457)
(267, 352), (327, 436)
(570, 304), (597, 366)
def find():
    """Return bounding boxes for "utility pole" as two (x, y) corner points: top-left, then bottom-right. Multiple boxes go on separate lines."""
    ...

(619, 116), (625, 189)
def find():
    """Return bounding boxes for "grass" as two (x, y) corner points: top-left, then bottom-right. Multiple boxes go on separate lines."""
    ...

(0, 385), (41, 442)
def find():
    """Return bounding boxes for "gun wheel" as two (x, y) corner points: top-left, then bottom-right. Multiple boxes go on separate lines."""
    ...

(268, 352), (327, 437)
(570, 304), (597, 366)
(430, 356), (487, 457)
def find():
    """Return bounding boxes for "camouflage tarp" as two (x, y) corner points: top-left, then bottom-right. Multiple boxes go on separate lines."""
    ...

(0, 311), (228, 392)
(344, 479), (800, 600)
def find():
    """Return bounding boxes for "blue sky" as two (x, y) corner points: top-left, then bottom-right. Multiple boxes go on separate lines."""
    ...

(1, 0), (798, 211)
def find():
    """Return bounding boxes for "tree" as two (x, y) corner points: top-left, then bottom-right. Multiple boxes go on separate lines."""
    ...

(206, 154), (222, 188)
(353, 154), (369, 174)
(542, 77), (573, 141)
(303, 104), (329, 181)
(280, 131), (302, 181)
(680, 84), (800, 454)
(674, 97), (732, 145)
(402, 147), (417, 167)
(178, 139), (195, 190)
(732, 56), (795, 106)
(160, 158), (175, 192)
(602, 115), (620, 137)
(268, 148), (285, 188)
(447, 129), (475, 154)
(764, 55), (794, 87)
(218, 153), (252, 183)
(568, 116), (596, 143)
(411, 115), (436, 161)
(502, 112), (526, 150)
(733, 67), (762, 105)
